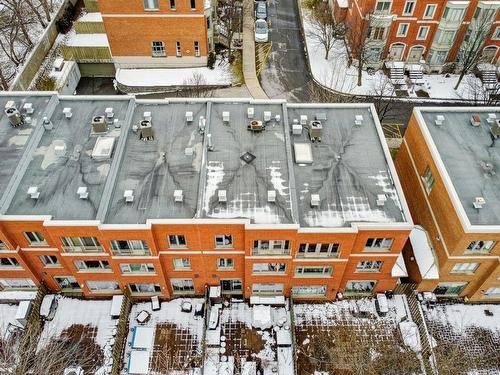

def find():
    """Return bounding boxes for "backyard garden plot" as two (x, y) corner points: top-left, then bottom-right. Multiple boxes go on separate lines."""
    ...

(124, 298), (205, 375)
(293, 296), (423, 375)
(423, 303), (500, 375)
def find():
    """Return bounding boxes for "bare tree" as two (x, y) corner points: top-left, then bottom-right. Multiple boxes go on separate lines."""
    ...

(454, 9), (496, 90)
(183, 71), (215, 97)
(306, 1), (344, 60)
(306, 81), (356, 103)
(217, 0), (242, 61)
(345, 12), (373, 86)
(369, 74), (397, 122)
(460, 73), (500, 105)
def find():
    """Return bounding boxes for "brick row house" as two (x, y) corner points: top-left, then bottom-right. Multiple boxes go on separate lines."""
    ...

(333, 0), (500, 73)
(0, 93), (413, 300)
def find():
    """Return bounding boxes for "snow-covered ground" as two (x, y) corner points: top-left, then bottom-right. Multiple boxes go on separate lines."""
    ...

(425, 304), (500, 333)
(0, 303), (21, 336)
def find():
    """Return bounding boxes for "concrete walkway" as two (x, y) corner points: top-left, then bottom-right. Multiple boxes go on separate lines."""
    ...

(242, 0), (268, 99)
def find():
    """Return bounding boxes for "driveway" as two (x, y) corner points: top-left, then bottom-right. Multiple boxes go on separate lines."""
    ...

(259, 0), (311, 101)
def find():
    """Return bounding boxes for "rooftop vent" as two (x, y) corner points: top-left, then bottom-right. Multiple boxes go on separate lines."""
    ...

(91, 116), (107, 133)
(294, 143), (313, 164)
(240, 151), (256, 164)
(222, 111), (230, 124)
(23, 103), (34, 114)
(186, 111), (193, 123)
(300, 115), (308, 126)
(63, 107), (72, 119)
(264, 111), (272, 122)
(54, 58), (64, 72)
(316, 113), (327, 121)
(185, 147), (194, 156)
(91, 136), (115, 160)
(139, 120), (154, 140)
(174, 189), (183, 202)
(354, 115), (364, 126)
(376, 194), (387, 206)
(490, 119), (500, 138)
(309, 120), (322, 142)
(470, 114), (481, 127)
(105, 107), (114, 119)
(53, 140), (66, 157)
(5, 107), (24, 127)
(143, 111), (152, 121)
(247, 107), (255, 119)
(248, 120), (264, 132)
(207, 133), (214, 151)
(311, 194), (320, 207)
(42, 116), (53, 130)
(473, 196), (485, 209)
(487, 113), (497, 124)
(27, 186), (40, 199)
(435, 115), (445, 126)
(198, 116), (206, 133)
(268, 190), (276, 202)
(218, 190), (227, 203)
(292, 124), (302, 135)
(77, 186), (88, 199)
(124, 190), (134, 203)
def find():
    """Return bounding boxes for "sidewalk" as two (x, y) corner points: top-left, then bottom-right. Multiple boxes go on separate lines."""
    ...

(242, 0), (268, 99)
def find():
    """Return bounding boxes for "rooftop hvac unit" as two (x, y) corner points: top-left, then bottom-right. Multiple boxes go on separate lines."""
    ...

(470, 114), (481, 127)
(473, 196), (485, 209)
(435, 115), (445, 126)
(300, 115), (308, 126)
(218, 190), (227, 203)
(143, 111), (152, 121)
(174, 189), (183, 202)
(91, 115), (107, 133)
(264, 111), (272, 122)
(140, 120), (154, 140)
(124, 190), (134, 203)
(311, 194), (320, 207)
(53, 140), (66, 157)
(292, 124), (302, 135)
(376, 194), (387, 206)
(490, 119), (500, 138)
(105, 107), (114, 119)
(354, 115), (364, 126)
(309, 120), (322, 142)
(248, 120), (264, 132)
(268, 190), (276, 202)
(42, 116), (53, 130)
(247, 107), (255, 119)
(23, 102), (34, 114)
(487, 113), (497, 123)
(63, 107), (72, 119)
(5, 107), (24, 127)
(27, 186), (40, 199)
(222, 111), (230, 124)
(186, 111), (193, 123)
(77, 186), (88, 199)
(198, 116), (206, 133)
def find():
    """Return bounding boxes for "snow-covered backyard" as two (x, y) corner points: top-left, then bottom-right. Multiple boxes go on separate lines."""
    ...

(0, 302), (22, 335)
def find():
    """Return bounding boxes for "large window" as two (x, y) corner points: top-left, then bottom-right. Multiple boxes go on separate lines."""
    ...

(143, 0), (159, 9)
(120, 263), (155, 273)
(171, 279), (195, 294)
(417, 26), (429, 40)
(403, 0), (415, 15)
(252, 240), (290, 255)
(451, 262), (479, 274)
(397, 23), (409, 37)
(375, 0), (391, 13)
(298, 243), (339, 258)
(252, 263), (286, 274)
(215, 235), (233, 248)
(423, 4), (436, 19)
(252, 283), (284, 295)
(110, 240), (150, 256)
(74, 260), (110, 271)
(54, 276), (80, 290)
(0, 257), (21, 269)
(62, 237), (102, 253)
(442, 7), (464, 22)
(356, 260), (383, 272)
(87, 280), (120, 292)
(168, 235), (186, 248)
(217, 258), (234, 270)
(190, 0), (196, 9)
(434, 282), (467, 296)
(365, 238), (393, 251)
(152, 41), (166, 57)
(221, 279), (242, 293)
(295, 266), (332, 277)
(345, 281), (376, 294)
(0, 278), (36, 289)
(173, 258), (191, 270)
(24, 231), (46, 246)
(372, 27), (386, 40)
(466, 240), (496, 254)
(40, 255), (59, 266)
(129, 283), (161, 294)
(292, 285), (327, 296)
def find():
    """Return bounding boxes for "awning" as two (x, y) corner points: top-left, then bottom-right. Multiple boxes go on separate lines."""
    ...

(409, 226), (439, 280)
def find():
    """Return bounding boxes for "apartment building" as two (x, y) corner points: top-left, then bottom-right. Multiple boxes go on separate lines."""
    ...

(396, 107), (500, 301)
(334, 0), (500, 72)
(0, 93), (412, 300)
(92, 0), (214, 68)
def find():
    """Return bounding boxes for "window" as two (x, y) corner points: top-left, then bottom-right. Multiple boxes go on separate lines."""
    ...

(24, 231), (46, 246)
(493, 26), (500, 40)
(176, 41), (182, 57)
(110, 240), (150, 256)
(252, 263), (286, 274)
(215, 235), (232, 248)
(171, 279), (195, 294)
(403, 0), (415, 15)
(417, 26), (429, 40)
(372, 27), (386, 40)
(295, 266), (332, 277)
(0, 240), (6, 250)
(438, 30), (456, 44)
(173, 258), (191, 270)
(143, 0), (158, 9)
(0, 278), (36, 289)
(252, 283), (284, 295)
(168, 235), (186, 248)
(422, 166), (435, 193)
(190, 0), (196, 9)
(74, 260), (110, 271)
(442, 7), (464, 22)
(194, 41), (200, 57)
(298, 243), (340, 258)
(356, 260), (383, 272)
(397, 23), (409, 37)
(152, 41), (166, 57)
(375, 0), (391, 13)
(365, 238), (393, 251)
(54, 276), (80, 290)
(129, 283), (161, 294)
(120, 263), (155, 273)
(466, 240), (496, 253)
(217, 258), (234, 270)
(221, 279), (242, 293)
(40, 255), (59, 266)
(87, 280), (119, 292)
(345, 280), (376, 294)
(484, 287), (500, 298)
(451, 262), (479, 274)
(434, 282), (467, 296)
(474, 8), (497, 23)
(0, 258), (20, 269)
(252, 240), (290, 255)
(424, 4), (436, 19)
(292, 285), (327, 296)
(170, 0), (175, 9)
(62, 237), (102, 253)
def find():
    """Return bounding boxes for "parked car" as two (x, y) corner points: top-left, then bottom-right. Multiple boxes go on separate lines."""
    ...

(255, 19), (269, 43)
(255, 1), (267, 19)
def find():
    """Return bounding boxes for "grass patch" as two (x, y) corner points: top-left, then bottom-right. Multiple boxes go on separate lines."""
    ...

(231, 51), (244, 85)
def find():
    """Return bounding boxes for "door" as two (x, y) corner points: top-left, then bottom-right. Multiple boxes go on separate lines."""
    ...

(389, 44), (404, 60)
(407, 46), (425, 63)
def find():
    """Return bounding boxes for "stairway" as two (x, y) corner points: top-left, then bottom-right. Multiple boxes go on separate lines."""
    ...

(481, 69), (498, 86)
(389, 65), (405, 83)
(409, 65), (424, 84)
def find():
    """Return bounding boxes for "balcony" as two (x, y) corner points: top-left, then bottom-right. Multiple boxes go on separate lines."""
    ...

(63, 245), (104, 253)
(251, 248), (290, 256)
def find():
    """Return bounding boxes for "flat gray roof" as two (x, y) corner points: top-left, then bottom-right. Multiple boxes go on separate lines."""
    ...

(420, 109), (500, 226)
(201, 103), (294, 224)
(288, 106), (405, 227)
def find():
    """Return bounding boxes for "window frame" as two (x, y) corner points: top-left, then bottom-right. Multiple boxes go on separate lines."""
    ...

(194, 41), (200, 57)
(24, 231), (46, 246)
(252, 240), (290, 255)
(417, 26), (430, 40)
(217, 258), (235, 270)
(297, 243), (340, 258)
(0, 257), (21, 269)
(345, 280), (376, 294)
(129, 283), (161, 294)
(40, 255), (59, 266)
(120, 263), (155, 274)
(356, 260), (384, 272)
(171, 278), (195, 294)
(74, 259), (110, 271)
(450, 262), (479, 274)
(492, 26), (500, 40)
(151, 41), (166, 57)
(294, 266), (333, 277)
(252, 262), (287, 274)
(423, 4), (437, 19)
(215, 235), (233, 248)
(465, 240), (496, 254)
(176, 41), (182, 57)
(173, 258), (191, 270)
(364, 238), (394, 251)
(86, 280), (120, 292)
(0, 240), (7, 250)
(61, 236), (102, 253)
(396, 23), (409, 37)
(143, 0), (159, 10)
(422, 166), (435, 193)
(170, 0), (176, 10)
(375, 0), (391, 13)
(110, 240), (150, 255)
(402, 0), (415, 16)
(168, 235), (187, 248)
(291, 285), (327, 296)
(0, 278), (36, 289)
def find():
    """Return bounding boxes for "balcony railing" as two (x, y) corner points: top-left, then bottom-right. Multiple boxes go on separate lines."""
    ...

(63, 245), (104, 253)
(251, 248), (290, 256)
(111, 249), (151, 256)
(296, 252), (339, 259)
